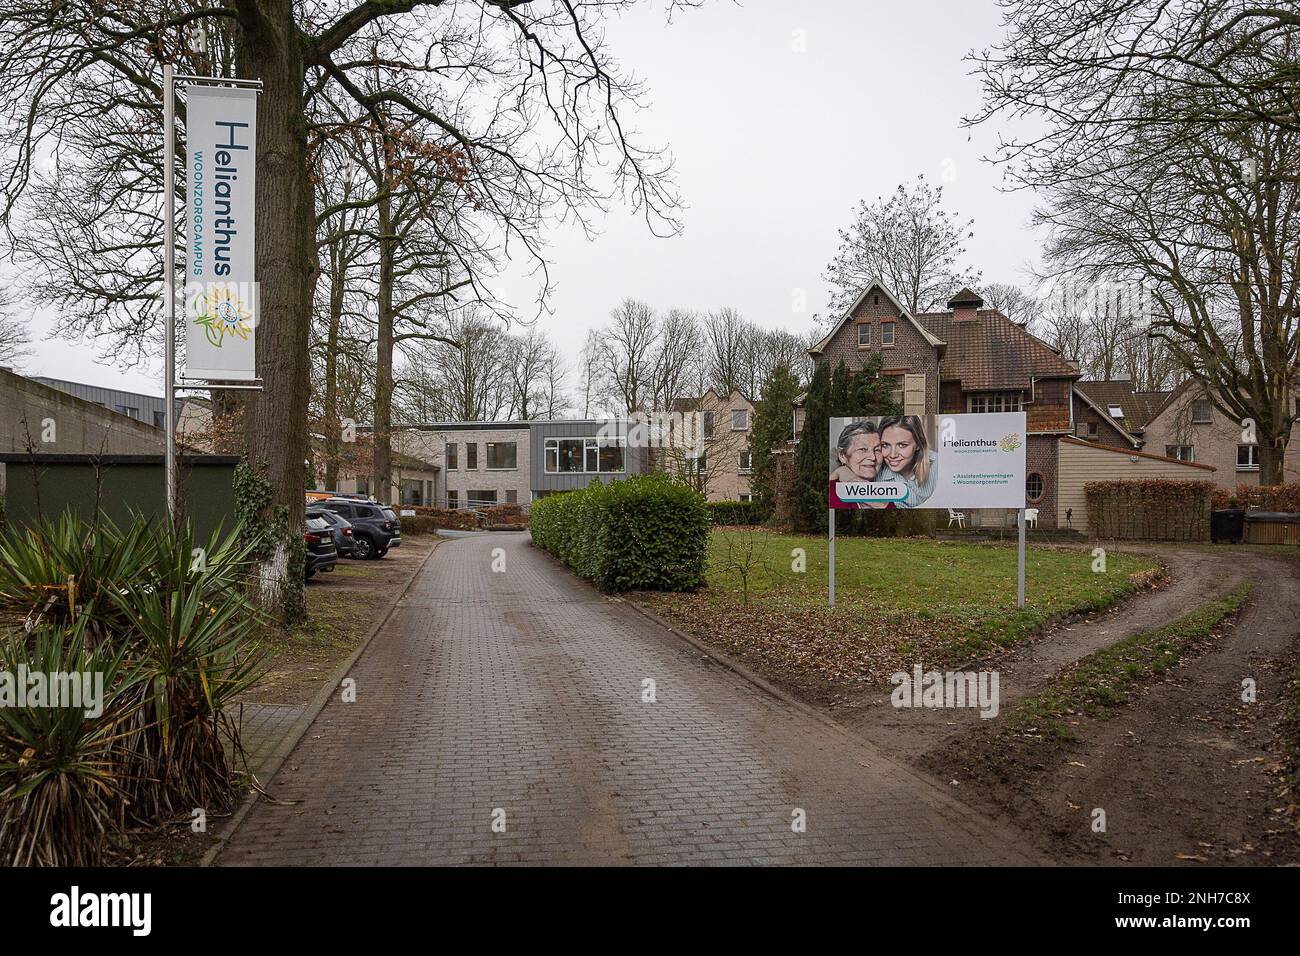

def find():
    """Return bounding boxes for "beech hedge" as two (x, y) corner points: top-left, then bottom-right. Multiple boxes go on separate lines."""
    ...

(529, 473), (710, 592)
(1085, 478), (1213, 541)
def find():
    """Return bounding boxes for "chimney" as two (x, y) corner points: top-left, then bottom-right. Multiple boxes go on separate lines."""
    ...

(948, 288), (983, 322)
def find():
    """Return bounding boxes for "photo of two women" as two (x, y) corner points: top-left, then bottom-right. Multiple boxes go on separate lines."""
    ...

(829, 415), (938, 509)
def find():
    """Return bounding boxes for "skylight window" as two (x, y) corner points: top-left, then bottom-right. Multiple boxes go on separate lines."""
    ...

(1108, 405), (1124, 418)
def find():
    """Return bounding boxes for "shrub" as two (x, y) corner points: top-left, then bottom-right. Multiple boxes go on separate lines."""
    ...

(481, 504), (528, 527)
(1085, 478), (1214, 540)
(1212, 481), (1300, 513)
(530, 474), (709, 592)
(419, 508), (480, 531)
(706, 500), (763, 526)
(399, 515), (440, 535)
(0, 512), (265, 864)
(0, 620), (133, 866)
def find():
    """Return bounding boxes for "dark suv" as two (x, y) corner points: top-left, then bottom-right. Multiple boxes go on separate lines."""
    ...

(304, 514), (338, 578)
(308, 507), (357, 558)
(316, 499), (401, 559)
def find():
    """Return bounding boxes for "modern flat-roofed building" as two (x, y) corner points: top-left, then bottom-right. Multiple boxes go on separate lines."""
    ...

(29, 377), (181, 430)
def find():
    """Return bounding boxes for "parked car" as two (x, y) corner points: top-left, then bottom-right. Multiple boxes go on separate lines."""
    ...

(304, 514), (338, 579)
(315, 498), (401, 559)
(308, 507), (357, 557)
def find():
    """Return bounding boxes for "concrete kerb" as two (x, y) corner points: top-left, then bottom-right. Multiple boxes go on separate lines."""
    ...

(200, 538), (443, 867)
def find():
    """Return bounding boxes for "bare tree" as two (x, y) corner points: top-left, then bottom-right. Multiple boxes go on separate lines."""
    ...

(823, 175), (980, 315)
(505, 328), (563, 419)
(0, 289), (31, 368)
(0, 0), (695, 618)
(980, 282), (1041, 326)
(648, 308), (702, 411)
(592, 297), (658, 414)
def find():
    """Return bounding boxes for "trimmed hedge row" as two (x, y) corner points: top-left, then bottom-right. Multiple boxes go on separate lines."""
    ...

(706, 500), (764, 525)
(530, 473), (710, 592)
(1085, 478), (1214, 541)
(1211, 481), (1300, 512)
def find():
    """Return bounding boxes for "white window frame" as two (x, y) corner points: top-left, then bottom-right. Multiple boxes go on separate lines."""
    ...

(881, 321), (896, 347)
(543, 436), (626, 474)
(969, 391), (1022, 413)
(738, 450), (753, 473)
(731, 408), (748, 431)
(1166, 444), (1195, 462)
(856, 323), (871, 347)
(1190, 399), (1212, 423)
(1236, 444), (1260, 471)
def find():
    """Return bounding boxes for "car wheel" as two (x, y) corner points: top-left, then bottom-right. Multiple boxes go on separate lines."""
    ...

(353, 535), (373, 559)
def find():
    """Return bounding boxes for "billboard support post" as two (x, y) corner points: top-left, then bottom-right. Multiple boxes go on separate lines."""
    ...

(162, 63), (176, 522)
(828, 508), (836, 607)
(1017, 508), (1026, 608)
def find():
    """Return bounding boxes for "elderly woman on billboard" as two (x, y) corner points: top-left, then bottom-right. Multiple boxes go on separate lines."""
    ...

(877, 415), (937, 508)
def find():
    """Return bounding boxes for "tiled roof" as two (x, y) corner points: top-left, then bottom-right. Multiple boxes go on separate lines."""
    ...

(916, 310), (1080, 389)
(1076, 380), (1172, 430)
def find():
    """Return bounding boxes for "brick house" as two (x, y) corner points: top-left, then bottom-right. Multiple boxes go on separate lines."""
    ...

(1082, 378), (1300, 490)
(798, 281), (1194, 528)
(667, 388), (755, 502)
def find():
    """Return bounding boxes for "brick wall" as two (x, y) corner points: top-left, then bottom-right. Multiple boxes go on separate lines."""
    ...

(1070, 392), (1136, 449)
(815, 292), (941, 413)
(1142, 388), (1300, 490)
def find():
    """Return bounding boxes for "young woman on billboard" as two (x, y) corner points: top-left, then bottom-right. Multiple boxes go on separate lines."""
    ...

(877, 415), (937, 508)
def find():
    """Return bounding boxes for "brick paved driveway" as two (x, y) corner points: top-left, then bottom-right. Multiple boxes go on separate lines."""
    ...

(218, 533), (1037, 865)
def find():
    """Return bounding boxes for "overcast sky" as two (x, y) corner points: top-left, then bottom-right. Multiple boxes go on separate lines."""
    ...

(20, 0), (1041, 400)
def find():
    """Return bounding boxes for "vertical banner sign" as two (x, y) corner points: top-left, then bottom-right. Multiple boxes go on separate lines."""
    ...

(185, 86), (257, 380)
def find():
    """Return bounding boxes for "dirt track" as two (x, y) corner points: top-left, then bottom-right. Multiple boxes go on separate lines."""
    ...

(844, 547), (1300, 865)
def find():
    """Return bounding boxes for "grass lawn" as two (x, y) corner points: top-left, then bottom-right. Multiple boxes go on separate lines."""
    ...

(636, 530), (1161, 696)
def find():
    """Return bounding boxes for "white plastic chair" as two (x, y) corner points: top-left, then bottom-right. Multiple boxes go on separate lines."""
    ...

(1025, 508), (1039, 529)
(948, 509), (967, 529)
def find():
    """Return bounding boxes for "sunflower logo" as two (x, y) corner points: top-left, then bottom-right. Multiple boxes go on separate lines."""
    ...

(999, 432), (1023, 452)
(192, 284), (252, 348)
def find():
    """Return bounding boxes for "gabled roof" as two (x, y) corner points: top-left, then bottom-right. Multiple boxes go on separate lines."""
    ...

(1071, 384), (1142, 447)
(809, 281), (945, 355)
(1076, 380), (1172, 431)
(916, 309), (1080, 389)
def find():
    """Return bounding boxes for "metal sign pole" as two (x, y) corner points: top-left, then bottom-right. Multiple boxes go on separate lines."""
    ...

(828, 508), (836, 607)
(162, 63), (177, 523)
(1017, 507), (1026, 608)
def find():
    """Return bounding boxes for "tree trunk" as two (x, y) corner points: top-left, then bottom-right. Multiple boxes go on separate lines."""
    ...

(322, 238), (342, 490)
(374, 185), (395, 504)
(1258, 434), (1287, 486)
(237, 0), (316, 623)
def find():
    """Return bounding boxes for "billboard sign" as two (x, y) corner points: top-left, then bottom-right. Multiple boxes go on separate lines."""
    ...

(184, 85), (257, 381)
(828, 413), (1026, 510)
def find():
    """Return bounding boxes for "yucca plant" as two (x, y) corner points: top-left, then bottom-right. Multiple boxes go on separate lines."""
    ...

(0, 511), (158, 641)
(0, 619), (136, 866)
(108, 521), (266, 821)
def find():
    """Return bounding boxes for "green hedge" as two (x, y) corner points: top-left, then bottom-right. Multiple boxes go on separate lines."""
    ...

(530, 474), (710, 592)
(706, 500), (764, 525)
